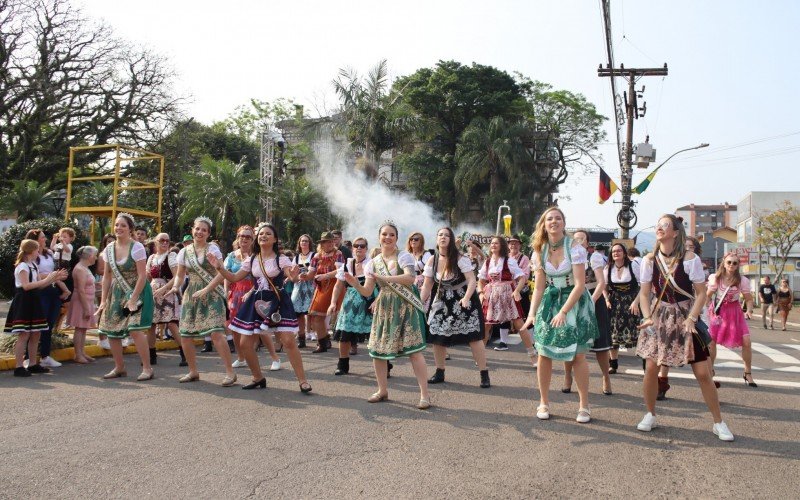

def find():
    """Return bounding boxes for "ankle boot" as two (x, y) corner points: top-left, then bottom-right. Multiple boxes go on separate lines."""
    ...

(178, 347), (188, 367)
(428, 368), (445, 384)
(149, 347), (157, 365)
(387, 362), (393, 378)
(201, 340), (213, 353)
(609, 359), (618, 374)
(479, 369), (490, 388)
(334, 357), (350, 376)
(227, 338), (236, 353)
(297, 335), (306, 348)
(312, 336), (329, 353)
(657, 376), (670, 400)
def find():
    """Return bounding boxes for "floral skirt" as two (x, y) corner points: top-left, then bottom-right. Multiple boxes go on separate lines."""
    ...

(636, 300), (708, 366)
(179, 278), (226, 337)
(708, 300), (750, 348)
(482, 280), (523, 324)
(334, 286), (376, 343)
(98, 282), (154, 338)
(227, 279), (252, 327)
(534, 285), (598, 361)
(608, 287), (640, 348)
(428, 285), (483, 346)
(152, 277), (180, 325)
(291, 279), (315, 315)
(368, 288), (427, 360)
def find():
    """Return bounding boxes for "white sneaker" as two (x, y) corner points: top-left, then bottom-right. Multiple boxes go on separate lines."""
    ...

(536, 405), (550, 420)
(637, 412), (657, 432)
(121, 338), (130, 347)
(231, 359), (248, 368)
(576, 407), (591, 424)
(270, 360), (281, 371)
(40, 356), (62, 368)
(713, 421), (735, 442)
(99, 339), (111, 350)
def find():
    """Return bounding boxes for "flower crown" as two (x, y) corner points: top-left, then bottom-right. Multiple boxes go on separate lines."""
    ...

(117, 212), (135, 225)
(194, 215), (213, 228)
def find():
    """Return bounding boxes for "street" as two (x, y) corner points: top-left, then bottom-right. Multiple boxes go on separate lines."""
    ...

(1, 321), (798, 498)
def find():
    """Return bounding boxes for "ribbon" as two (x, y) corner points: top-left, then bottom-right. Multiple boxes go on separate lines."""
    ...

(373, 255), (425, 312)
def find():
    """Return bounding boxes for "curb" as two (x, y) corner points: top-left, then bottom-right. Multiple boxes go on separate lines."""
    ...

(0, 338), (203, 371)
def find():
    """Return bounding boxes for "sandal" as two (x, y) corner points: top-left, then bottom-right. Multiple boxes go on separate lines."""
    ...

(103, 369), (127, 379)
(137, 370), (154, 381)
(416, 398), (431, 410)
(178, 373), (200, 383)
(367, 392), (389, 403)
(221, 374), (237, 387)
(300, 381), (313, 394)
(536, 404), (550, 420)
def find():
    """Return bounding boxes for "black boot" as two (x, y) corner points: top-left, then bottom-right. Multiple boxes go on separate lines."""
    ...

(480, 369), (491, 388)
(428, 368), (445, 384)
(149, 347), (157, 365)
(227, 338), (236, 353)
(387, 362), (393, 378)
(334, 357), (350, 376)
(201, 340), (213, 353)
(297, 335), (306, 348)
(312, 336), (330, 353)
(178, 347), (188, 367)
(609, 359), (618, 374)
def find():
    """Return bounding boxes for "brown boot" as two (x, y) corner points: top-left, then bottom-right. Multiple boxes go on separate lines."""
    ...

(312, 336), (330, 353)
(657, 376), (670, 400)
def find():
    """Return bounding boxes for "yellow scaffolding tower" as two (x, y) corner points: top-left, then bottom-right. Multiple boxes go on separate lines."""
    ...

(65, 144), (165, 245)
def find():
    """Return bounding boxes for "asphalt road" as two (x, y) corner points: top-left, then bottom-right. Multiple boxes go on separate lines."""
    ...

(1, 321), (798, 499)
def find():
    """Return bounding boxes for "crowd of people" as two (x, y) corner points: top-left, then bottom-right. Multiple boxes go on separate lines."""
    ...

(4, 209), (796, 442)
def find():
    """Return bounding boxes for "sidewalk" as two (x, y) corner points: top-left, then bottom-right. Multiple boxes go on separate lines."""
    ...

(752, 302), (800, 328)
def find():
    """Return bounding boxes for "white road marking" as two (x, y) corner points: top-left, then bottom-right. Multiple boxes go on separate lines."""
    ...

(783, 343), (800, 352)
(713, 361), (764, 371)
(623, 369), (800, 388)
(751, 342), (800, 364)
(715, 345), (741, 361)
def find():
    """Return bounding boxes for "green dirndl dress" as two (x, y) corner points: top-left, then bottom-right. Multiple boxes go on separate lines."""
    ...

(367, 254), (427, 360)
(98, 242), (154, 338)
(179, 245), (227, 337)
(533, 238), (599, 361)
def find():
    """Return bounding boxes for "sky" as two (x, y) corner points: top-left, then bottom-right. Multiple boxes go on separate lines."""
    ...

(76, 0), (800, 234)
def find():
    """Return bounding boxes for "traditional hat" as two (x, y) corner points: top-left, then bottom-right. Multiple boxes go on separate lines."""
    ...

(182, 235), (193, 242)
(318, 231), (335, 243)
(507, 234), (522, 243)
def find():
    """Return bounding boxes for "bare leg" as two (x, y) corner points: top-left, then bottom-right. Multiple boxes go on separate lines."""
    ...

(230, 329), (245, 362)
(146, 327), (156, 349)
(14, 332), (31, 367)
(483, 323), (492, 345)
(563, 360), (574, 391)
(73, 328), (88, 362)
(278, 332), (307, 384)
(211, 331), (234, 377)
(468, 340), (488, 370)
(339, 340), (351, 358)
(691, 359), (723, 423)
(242, 335), (263, 381)
(258, 330), (279, 362)
(595, 350), (612, 393)
(610, 347), (619, 361)
(512, 319), (533, 349)
(432, 344), (447, 369)
(110, 338), (126, 372)
(180, 336), (199, 376)
(742, 336), (755, 383)
(643, 359), (659, 414)
(373, 358), (389, 397)
(26, 332), (41, 365)
(708, 341), (717, 381)
(409, 352), (430, 400)
(130, 330), (152, 375)
(537, 355), (553, 406)
(573, 354), (590, 409)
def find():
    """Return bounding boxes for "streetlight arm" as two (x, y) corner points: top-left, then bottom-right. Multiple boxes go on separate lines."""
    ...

(656, 143), (709, 170)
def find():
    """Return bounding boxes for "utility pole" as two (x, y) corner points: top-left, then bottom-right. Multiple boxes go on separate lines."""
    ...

(598, 64), (668, 238)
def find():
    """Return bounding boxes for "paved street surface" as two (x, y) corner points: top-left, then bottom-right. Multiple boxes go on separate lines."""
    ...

(1, 321), (799, 498)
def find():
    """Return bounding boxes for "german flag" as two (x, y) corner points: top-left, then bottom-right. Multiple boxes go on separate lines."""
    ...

(598, 167), (618, 204)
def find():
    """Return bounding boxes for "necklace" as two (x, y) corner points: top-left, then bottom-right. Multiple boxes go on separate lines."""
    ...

(549, 236), (565, 248)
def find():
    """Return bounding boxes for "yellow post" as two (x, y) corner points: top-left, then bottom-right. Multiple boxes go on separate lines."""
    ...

(111, 145), (121, 223)
(156, 155), (165, 233)
(65, 147), (75, 221)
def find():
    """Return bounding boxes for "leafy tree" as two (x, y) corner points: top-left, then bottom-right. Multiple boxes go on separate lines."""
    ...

(754, 200), (800, 281)
(271, 176), (340, 246)
(0, 180), (57, 221)
(0, 0), (183, 187)
(179, 156), (262, 245)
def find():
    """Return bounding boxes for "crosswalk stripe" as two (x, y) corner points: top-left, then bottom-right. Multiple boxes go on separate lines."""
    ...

(782, 344), (800, 352)
(751, 342), (800, 364)
(623, 369), (800, 388)
(715, 345), (741, 361)
(714, 361), (764, 371)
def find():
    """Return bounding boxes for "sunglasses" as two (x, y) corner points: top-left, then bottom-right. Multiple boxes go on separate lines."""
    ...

(238, 234), (253, 239)
(656, 222), (673, 230)
(157, 238), (170, 243)
(725, 261), (738, 266)
(353, 243), (367, 249)
(410, 237), (421, 242)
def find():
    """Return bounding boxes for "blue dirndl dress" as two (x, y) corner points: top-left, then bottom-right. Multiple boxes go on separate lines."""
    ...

(229, 254), (299, 335)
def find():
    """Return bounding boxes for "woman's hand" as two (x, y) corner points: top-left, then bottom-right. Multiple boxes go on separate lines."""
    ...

(124, 296), (140, 311)
(343, 272), (358, 286)
(95, 302), (106, 316)
(629, 302), (640, 315)
(744, 310), (752, 320)
(50, 269), (69, 282)
(512, 290), (522, 302)
(207, 253), (221, 270)
(315, 273), (328, 282)
(549, 311), (566, 328)
(192, 287), (209, 300)
(327, 304), (337, 317)
(521, 315), (535, 331)
(460, 296), (471, 309)
(683, 317), (697, 334)
(605, 299), (612, 309)
(637, 317), (654, 331)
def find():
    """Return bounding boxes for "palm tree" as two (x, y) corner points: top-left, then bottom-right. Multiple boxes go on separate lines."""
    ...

(454, 117), (528, 202)
(0, 180), (56, 222)
(180, 156), (262, 242)
(272, 176), (338, 245)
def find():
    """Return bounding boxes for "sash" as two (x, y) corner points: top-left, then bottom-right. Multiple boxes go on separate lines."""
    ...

(373, 255), (425, 312)
(655, 253), (695, 301)
(186, 245), (227, 302)
(711, 282), (732, 315)
(106, 242), (135, 297)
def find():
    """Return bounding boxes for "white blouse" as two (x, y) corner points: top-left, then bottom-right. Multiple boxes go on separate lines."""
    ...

(532, 244), (588, 274)
(336, 257), (371, 280)
(477, 256), (525, 280)
(240, 254), (293, 289)
(363, 251), (415, 278)
(639, 255), (705, 284)
(15, 262), (38, 287)
(105, 242), (147, 265)
(510, 253), (531, 277)
(37, 253), (55, 275)
(147, 251), (177, 269)
(605, 260), (642, 283)
(423, 255), (474, 280)
(176, 244), (222, 266)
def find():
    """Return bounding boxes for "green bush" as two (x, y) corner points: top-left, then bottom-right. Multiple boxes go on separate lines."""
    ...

(0, 218), (89, 299)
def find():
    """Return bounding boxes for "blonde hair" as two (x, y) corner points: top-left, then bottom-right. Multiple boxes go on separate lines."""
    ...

(59, 227), (76, 238)
(531, 207), (566, 254)
(15, 239), (39, 266)
(654, 214), (686, 258)
(378, 223), (399, 259)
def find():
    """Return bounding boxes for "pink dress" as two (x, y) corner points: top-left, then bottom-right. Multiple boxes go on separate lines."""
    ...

(707, 275), (750, 348)
(67, 270), (97, 329)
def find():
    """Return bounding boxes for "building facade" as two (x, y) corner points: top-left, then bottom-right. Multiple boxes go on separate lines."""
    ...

(674, 203), (737, 271)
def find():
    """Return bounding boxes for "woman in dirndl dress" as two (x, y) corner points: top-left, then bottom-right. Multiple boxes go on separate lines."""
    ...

(707, 253), (756, 387)
(635, 214), (734, 441)
(291, 234), (315, 348)
(345, 222), (431, 409)
(169, 217), (236, 386)
(604, 243), (641, 374)
(523, 207), (598, 423)
(97, 214), (155, 381)
(420, 227), (488, 388)
(328, 237), (377, 375)
(776, 278), (793, 331)
(147, 233), (181, 366)
(307, 232), (344, 353)
(211, 223), (311, 393)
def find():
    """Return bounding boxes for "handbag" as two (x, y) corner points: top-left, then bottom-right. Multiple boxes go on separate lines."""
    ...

(256, 255), (283, 324)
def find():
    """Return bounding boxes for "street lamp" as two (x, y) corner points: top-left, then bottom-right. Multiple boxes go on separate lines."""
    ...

(655, 143), (710, 170)
(50, 188), (67, 217)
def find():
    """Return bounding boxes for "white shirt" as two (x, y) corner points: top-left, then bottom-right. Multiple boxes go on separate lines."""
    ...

(37, 253), (55, 275)
(509, 252), (531, 277)
(147, 251), (177, 269)
(336, 257), (371, 280)
(54, 243), (73, 262)
(364, 251), (415, 278)
(639, 255), (705, 284)
(15, 262), (38, 287)
(176, 244), (222, 266)
(423, 255), (473, 280)
(241, 254), (293, 289)
(532, 244), (588, 274)
(477, 256), (525, 280)
(103, 241), (147, 265)
(413, 250), (434, 274)
(605, 260), (642, 283)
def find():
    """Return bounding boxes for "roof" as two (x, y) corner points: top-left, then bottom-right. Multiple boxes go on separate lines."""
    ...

(676, 203), (737, 211)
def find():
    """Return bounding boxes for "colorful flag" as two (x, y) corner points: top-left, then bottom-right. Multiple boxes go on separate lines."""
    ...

(632, 165), (661, 195)
(598, 167), (618, 204)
